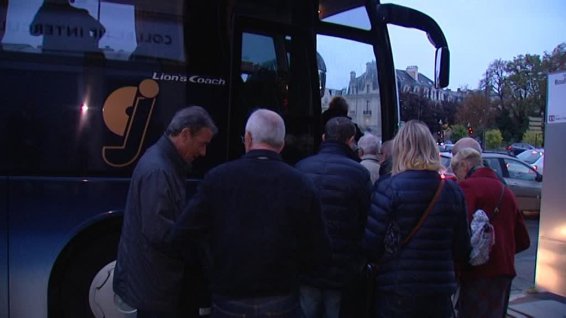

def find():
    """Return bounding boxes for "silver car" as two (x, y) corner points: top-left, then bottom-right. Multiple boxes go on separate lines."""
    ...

(440, 152), (542, 212)
(517, 148), (544, 174)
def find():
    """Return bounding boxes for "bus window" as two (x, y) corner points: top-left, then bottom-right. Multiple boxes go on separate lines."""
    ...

(240, 32), (288, 113)
(317, 35), (382, 139)
(2, 0), (184, 62)
(234, 26), (318, 164)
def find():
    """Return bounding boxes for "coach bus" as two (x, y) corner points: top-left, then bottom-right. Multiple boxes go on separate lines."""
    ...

(0, 0), (449, 316)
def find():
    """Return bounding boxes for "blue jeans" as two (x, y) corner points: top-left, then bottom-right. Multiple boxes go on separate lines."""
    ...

(211, 293), (300, 318)
(299, 285), (341, 318)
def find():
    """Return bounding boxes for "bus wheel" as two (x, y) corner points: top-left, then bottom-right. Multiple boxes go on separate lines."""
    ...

(89, 261), (137, 318)
(49, 219), (123, 318)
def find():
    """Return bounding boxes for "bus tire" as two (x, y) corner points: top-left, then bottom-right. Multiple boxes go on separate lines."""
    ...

(48, 218), (122, 318)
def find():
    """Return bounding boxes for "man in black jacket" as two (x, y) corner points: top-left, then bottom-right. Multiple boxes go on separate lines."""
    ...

(170, 108), (331, 318)
(295, 116), (373, 318)
(113, 106), (217, 317)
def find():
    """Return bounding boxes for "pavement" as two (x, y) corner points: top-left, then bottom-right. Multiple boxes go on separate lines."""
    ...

(506, 218), (566, 318)
(507, 289), (566, 318)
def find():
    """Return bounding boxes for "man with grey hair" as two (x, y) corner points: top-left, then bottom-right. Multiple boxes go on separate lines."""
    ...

(452, 137), (482, 156)
(170, 108), (331, 317)
(114, 105), (217, 317)
(358, 133), (381, 184)
(295, 116), (372, 318)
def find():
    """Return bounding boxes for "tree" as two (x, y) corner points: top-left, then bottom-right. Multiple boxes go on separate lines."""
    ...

(542, 42), (566, 73)
(480, 59), (509, 108)
(439, 100), (458, 129)
(455, 91), (495, 136)
(477, 43), (565, 144)
(522, 131), (543, 148)
(449, 124), (468, 143)
(399, 92), (443, 132)
(485, 129), (503, 150)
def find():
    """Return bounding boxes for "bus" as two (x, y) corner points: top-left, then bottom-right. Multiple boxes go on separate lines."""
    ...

(0, 0), (449, 317)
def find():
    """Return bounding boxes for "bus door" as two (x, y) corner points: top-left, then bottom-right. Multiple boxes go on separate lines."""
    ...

(230, 16), (321, 164)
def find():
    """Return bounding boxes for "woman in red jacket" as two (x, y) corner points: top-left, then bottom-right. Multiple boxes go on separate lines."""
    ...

(451, 147), (531, 318)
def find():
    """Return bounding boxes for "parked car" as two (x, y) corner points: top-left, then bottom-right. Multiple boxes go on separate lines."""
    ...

(438, 142), (454, 153)
(517, 148), (544, 174)
(506, 142), (535, 156)
(440, 152), (542, 213)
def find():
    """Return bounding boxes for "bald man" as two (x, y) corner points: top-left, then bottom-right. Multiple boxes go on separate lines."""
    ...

(452, 137), (482, 155)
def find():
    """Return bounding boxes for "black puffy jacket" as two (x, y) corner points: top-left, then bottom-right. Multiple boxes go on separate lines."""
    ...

(363, 170), (471, 296)
(295, 141), (373, 288)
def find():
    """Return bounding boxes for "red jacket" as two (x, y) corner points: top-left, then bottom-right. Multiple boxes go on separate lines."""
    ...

(458, 167), (530, 279)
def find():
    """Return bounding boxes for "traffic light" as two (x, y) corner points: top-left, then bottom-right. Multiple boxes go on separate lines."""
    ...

(467, 126), (473, 136)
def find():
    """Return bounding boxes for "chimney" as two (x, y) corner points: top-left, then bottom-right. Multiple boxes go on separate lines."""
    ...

(350, 71), (356, 80)
(406, 65), (419, 81)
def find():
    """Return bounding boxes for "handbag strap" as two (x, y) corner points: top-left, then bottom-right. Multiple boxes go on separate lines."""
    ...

(492, 183), (505, 216)
(401, 179), (445, 246)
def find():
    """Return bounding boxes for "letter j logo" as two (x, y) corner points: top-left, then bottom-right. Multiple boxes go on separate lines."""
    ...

(102, 79), (159, 167)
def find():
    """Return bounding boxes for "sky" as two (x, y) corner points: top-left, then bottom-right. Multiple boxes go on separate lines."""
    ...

(322, 0), (566, 91)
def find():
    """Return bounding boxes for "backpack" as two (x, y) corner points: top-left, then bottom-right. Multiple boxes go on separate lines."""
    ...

(468, 184), (505, 266)
(469, 209), (495, 266)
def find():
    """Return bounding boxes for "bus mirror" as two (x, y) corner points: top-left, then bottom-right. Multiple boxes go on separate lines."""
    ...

(435, 47), (449, 89)
(374, 3), (450, 89)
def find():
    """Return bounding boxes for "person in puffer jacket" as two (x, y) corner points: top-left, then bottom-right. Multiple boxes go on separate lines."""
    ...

(363, 120), (471, 318)
(296, 116), (373, 318)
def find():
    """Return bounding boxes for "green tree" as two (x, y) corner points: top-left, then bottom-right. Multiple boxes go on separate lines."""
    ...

(522, 131), (543, 148)
(485, 129), (503, 150)
(503, 54), (546, 141)
(449, 124), (468, 143)
(478, 44), (565, 144)
(542, 42), (566, 73)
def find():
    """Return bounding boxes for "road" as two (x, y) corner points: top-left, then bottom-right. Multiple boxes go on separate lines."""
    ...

(511, 218), (539, 296)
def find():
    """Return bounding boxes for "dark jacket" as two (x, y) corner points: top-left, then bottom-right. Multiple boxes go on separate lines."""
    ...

(363, 170), (471, 296)
(321, 109), (363, 141)
(295, 141), (373, 288)
(113, 135), (190, 311)
(379, 157), (392, 177)
(458, 167), (530, 279)
(171, 149), (331, 298)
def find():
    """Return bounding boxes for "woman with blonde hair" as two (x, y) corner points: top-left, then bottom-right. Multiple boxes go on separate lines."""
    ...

(363, 120), (471, 317)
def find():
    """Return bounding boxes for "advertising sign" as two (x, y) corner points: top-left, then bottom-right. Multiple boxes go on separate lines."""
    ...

(547, 71), (566, 124)
(536, 70), (566, 297)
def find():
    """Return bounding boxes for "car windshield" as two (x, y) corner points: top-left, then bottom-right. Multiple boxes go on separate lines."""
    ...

(517, 150), (543, 164)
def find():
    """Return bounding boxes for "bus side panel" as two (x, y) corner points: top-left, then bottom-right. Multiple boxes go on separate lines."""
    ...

(8, 177), (129, 317)
(1, 177), (7, 318)
(0, 60), (227, 317)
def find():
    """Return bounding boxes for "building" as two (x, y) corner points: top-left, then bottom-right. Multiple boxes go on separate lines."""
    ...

(322, 61), (464, 137)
